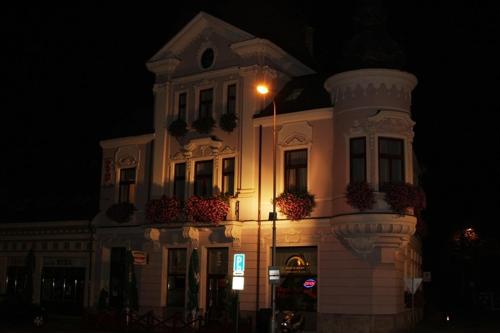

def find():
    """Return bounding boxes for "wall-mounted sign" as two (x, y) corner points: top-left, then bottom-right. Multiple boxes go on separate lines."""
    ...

(232, 276), (245, 290)
(284, 255), (309, 272)
(233, 253), (245, 276)
(269, 266), (280, 284)
(132, 251), (148, 265)
(303, 278), (317, 289)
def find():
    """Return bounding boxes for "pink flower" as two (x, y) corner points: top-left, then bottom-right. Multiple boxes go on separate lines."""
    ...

(275, 191), (315, 220)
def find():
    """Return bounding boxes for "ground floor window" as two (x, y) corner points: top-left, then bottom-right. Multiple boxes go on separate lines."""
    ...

(6, 266), (27, 297)
(109, 247), (126, 309)
(167, 248), (187, 308)
(40, 266), (85, 314)
(275, 246), (317, 331)
(206, 248), (228, 321)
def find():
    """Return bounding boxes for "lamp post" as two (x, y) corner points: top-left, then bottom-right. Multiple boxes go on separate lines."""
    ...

(256, 84), (277, 333)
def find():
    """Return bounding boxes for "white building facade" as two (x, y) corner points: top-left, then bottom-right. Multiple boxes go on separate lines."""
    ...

(91, 12), (422, 333)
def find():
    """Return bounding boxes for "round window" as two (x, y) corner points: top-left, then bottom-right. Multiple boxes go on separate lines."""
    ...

(200, 48), (215, 69)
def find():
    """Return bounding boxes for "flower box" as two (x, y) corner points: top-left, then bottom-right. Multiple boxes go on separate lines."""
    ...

(185, 196), (229, 224)
(168, 119), (188, 137)
(219, 113), (238, 132)
(275, 191), (315, 220)
(192, 116), (215, 134)
(105, 202), (136, 223)
(345, 181), (376, 211)
(383, 183), (426, 215)
(145, 195), (181, 223)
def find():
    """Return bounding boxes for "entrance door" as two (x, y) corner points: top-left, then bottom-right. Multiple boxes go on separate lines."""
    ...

(40, 267), (85, 315)
(109, 247), (126, 309)
(206, 248), (228, 322)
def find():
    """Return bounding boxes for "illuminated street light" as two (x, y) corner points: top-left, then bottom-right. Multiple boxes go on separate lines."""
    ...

(256, 83), (277, 333)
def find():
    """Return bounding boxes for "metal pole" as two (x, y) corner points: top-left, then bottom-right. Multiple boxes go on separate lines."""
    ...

(271, 100), (277, 333)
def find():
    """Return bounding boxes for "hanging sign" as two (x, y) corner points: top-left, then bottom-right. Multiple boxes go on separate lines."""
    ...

(404, 278), (423, 294)
(132, 251), (148, 265)
(268, 266), (280, 284)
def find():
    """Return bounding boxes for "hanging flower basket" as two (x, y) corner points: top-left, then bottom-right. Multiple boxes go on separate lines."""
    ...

(168, 119), (188, 137)
(345, 181), (376, 211)
(192, 116), (215, 134)
(275, 191), (315, 220)
(383, 183), (426, 215)
(185, 195), (229, 224)
(105, 202), (136, 223)
(145, 195), (181, 223)
(219, 113), (238, 132)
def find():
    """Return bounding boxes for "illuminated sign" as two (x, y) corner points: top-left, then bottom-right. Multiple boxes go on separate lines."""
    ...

(303, 278), (316, 288)
(132, 251), (148, 265)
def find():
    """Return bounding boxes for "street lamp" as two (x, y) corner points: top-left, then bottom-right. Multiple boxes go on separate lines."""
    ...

(256, 83), (277, 333)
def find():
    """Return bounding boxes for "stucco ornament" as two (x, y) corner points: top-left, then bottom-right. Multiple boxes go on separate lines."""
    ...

(115, 146), (140, 168)
(278, 121), (312, 147)
(182, 226), (200, 248)
(332, 213), (416, 259)
(224, 222), (243, 248)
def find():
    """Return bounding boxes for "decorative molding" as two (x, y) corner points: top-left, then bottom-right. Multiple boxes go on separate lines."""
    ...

(220, 145), (236, 155)
(115, 145), (140, 168)
(100, 133), (154, 149)
(224, 222), (242, 248)
(278, 121), (313, 147)
(182, 226), (199, 248)
(331, 213), (416, 259)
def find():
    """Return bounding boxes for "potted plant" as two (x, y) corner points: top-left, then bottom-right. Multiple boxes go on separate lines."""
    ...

(345, 181), (376, 211)
(105, 202), (136, 223)
(383, 182), (426, 215)
(219, 113), (238, 132)
(168, 119), (188, 137)
(275, 191), (315, 220)
(192, 116), (215, 134)
(185, 195), (229, 224)
(145, 195), (181, 223)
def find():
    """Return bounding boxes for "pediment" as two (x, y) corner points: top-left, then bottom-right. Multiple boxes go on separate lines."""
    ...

(148, 12), (254, 66)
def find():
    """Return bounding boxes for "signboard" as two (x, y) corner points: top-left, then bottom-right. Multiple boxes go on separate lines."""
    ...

(268, 266), (280, 284)
(404, 278), (423, 294)
(233, 253), (245, 276)
(303, 278), (317, 289)
(132, 251), (148, 265)
(232, 276), (245, 290)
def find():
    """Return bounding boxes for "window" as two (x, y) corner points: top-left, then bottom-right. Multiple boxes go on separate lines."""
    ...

(199, 88), (213, 119)
(178, 92), (187, 121)
(226, 84), (236, 114)
(173, 163), (186, 200)
(285, 149), (308, 192)
(379, 138), (405, 188)
(206, 248), (228, 320)
(222, 158), (235, 195)
(200, 48), (215, 69)
(350, 137), (366, 183)
(119, 168), (136, 203)
(194, 160), (213, 198)
(167, 248), (187, 308)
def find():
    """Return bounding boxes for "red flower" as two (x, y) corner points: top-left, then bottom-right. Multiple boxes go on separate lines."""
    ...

(275, 191), (315, 220)
(145, 196), (180, 223)
(185, 196), (229, 224)
(383, 183), (426, 215)
(345, 182), (376, 211)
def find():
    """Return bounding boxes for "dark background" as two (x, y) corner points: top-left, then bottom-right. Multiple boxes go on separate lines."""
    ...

(2, 0), (500, 316)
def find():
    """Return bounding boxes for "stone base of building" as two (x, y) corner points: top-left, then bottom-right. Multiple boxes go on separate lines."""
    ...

(317, 310), (423, 333)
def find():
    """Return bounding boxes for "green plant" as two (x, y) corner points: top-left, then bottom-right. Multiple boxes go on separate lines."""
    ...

(168, 119), (188, 137)
(345, 181), (376, 211)
(105, 202), (136, 223)
(219, 113), (238, 132)
(275, 191), (315, 220)
(192, 116), (215, 134)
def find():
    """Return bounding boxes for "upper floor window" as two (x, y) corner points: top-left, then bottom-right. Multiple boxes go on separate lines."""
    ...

(350, 137), (366, 183)
(119, 168), (136, 203)
(173, 163), (186, 201)
(178, 92), (187, 121)
(226, 84), (236, 114)
(379, 138), (405, 188)
(222, 158), (235, 196)
(284, 149), (307, 192)
(194, 160), (213, 198)
(200, 48), (215, 69)
(199, 89), (213, 119)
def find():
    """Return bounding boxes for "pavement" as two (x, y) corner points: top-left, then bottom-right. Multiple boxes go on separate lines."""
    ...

(3, 312), (500, 332)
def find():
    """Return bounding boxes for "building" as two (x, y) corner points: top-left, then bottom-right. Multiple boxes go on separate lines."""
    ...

(91, 12), (423, 333)
(0, 220), (93, 315)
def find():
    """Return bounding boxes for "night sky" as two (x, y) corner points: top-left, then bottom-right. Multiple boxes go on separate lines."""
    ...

(2, 1), (500, 304)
